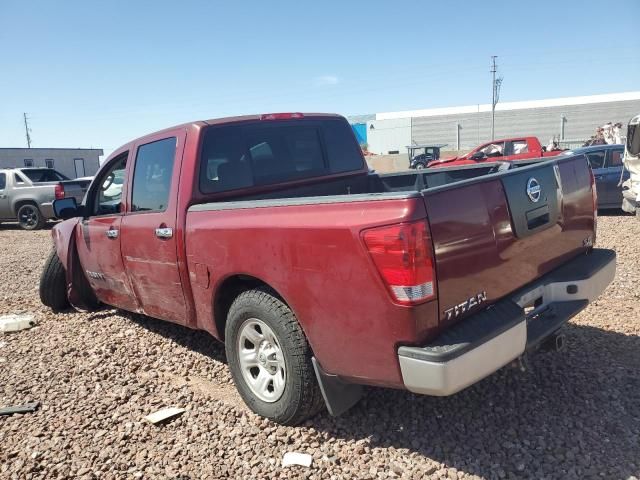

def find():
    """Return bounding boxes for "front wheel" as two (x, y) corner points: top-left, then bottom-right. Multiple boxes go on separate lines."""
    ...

(17, 204), (46, 230)
(225, 288), (324, 425)
(39, 249), (69, 311)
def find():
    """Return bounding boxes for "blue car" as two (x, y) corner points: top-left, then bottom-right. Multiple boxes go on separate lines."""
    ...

(562, 144), (627, 209)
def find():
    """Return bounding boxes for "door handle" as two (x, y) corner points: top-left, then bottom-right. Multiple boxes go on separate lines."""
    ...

(0, 194), (6, 199)
(155, 227), (173, 239)
(106, 228), (119, 239)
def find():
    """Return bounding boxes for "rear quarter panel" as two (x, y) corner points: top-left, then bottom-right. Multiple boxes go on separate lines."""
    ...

(185, 196), (439, 387)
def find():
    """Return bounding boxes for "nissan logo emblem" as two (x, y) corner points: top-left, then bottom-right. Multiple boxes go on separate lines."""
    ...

(527, 177), (541, 203)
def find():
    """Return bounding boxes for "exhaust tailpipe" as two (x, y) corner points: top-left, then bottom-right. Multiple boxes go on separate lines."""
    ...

(540, 332), (566, 353)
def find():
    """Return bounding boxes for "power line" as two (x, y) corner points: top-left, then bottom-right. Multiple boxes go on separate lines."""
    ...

(23, 113), (32, 148)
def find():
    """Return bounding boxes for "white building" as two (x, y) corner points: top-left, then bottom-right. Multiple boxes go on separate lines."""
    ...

(0, 148), (103, 179)
(355, 91), (640, 155)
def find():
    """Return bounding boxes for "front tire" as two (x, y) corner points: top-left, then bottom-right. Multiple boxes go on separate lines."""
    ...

(225, 288), (324, 425)
(17, 204), (46, 230)
(39, 249), (69, 311)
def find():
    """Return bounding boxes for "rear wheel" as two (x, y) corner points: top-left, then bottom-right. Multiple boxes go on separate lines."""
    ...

(225, 287), (324, 425)
(17, 204), (46, 230)
(415, 163), (426, 170)
(39, 249), (69, 311)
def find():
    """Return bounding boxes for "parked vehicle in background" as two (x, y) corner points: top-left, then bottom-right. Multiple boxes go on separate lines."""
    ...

(428, 136), (564, 168)
(0, 167), (91, 229)
(407, 144), (447, 169)
(622, 114), (640, 218)
(41, 113), (614, 425)
(560, 144), (627, 209)
(56, 176), (93, 205)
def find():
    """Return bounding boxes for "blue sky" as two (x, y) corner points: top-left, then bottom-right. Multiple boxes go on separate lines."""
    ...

(1, 0), (638, 158)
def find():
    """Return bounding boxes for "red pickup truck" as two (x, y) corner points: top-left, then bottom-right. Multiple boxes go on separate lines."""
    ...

(40, 113), (615, 425)
(429, 136), (563, 168)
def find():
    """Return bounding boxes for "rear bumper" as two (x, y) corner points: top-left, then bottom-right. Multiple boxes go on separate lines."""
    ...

(39, 202), (55, 219)
(398, 248), (616, 396)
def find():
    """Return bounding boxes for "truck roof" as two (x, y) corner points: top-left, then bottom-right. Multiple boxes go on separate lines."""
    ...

(125, 113), (346, 146)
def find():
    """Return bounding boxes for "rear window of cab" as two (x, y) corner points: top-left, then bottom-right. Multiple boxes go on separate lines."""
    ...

(198, 118), (364, 194)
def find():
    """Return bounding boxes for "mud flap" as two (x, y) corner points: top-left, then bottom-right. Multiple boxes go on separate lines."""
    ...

(312, 358), (364, 417)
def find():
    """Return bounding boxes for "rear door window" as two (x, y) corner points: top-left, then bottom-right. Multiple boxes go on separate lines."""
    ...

(586, 150), (606, 169)
(21, 169), (68, 182)
(0, 173), (5, 190)
(199, 119), (364, 193)
(511, 140), (529, 154)
(131, 137), (177, 212)
(609, 149), (624, 167)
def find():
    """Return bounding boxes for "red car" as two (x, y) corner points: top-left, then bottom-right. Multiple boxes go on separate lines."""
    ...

(428, 136), (563, 168)
(41, 114), (615, 425)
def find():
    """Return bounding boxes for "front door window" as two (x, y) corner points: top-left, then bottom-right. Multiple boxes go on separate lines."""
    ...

(93, 156), (127, 216)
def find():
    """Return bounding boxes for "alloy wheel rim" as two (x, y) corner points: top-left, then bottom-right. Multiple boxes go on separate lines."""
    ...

(237, 318), (286, 402)
(19, 206), (37, 227)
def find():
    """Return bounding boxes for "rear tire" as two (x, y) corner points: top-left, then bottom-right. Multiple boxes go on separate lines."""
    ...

(39, 249), (69, 311)
(225, 287), (324, 425)
(17, 203), (46, 230)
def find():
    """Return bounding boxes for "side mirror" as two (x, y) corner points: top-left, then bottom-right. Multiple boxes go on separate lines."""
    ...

(470, 151), (486, 160)
(53, 198), (83, 220)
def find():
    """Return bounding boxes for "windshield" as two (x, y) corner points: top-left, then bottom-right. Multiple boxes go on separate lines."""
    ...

(20, 168), (69, 182)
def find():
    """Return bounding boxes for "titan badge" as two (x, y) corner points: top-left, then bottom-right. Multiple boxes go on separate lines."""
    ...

(444, 291), (488, 321)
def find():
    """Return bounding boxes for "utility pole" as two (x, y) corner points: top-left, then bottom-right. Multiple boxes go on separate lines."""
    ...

(490, 56), (503, 141)
(23, 113), (32, 148)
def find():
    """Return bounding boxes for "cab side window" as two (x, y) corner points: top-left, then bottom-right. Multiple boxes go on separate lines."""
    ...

(0, 173), (5, 190)
(131, 137), (177, 212)
(479, 142), (505, 157)
(93, 154), (127, 216)
(512, 140), (529, 154)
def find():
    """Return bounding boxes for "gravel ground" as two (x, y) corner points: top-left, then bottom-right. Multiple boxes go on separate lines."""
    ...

(1, 215), (639, 480)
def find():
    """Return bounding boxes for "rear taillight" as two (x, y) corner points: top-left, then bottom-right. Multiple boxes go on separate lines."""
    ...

(363, 220), (436, 305)
(588, 167), (597, 244)
(54, 183), (65, 200)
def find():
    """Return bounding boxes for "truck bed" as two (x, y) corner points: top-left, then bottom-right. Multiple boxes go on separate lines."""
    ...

(186, 154), (594, 386)
(201, 162), (506, 203)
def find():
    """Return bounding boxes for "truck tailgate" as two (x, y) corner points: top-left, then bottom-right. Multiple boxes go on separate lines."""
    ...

(424, 155), (595, 328)
(60, 179), (92, 204)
